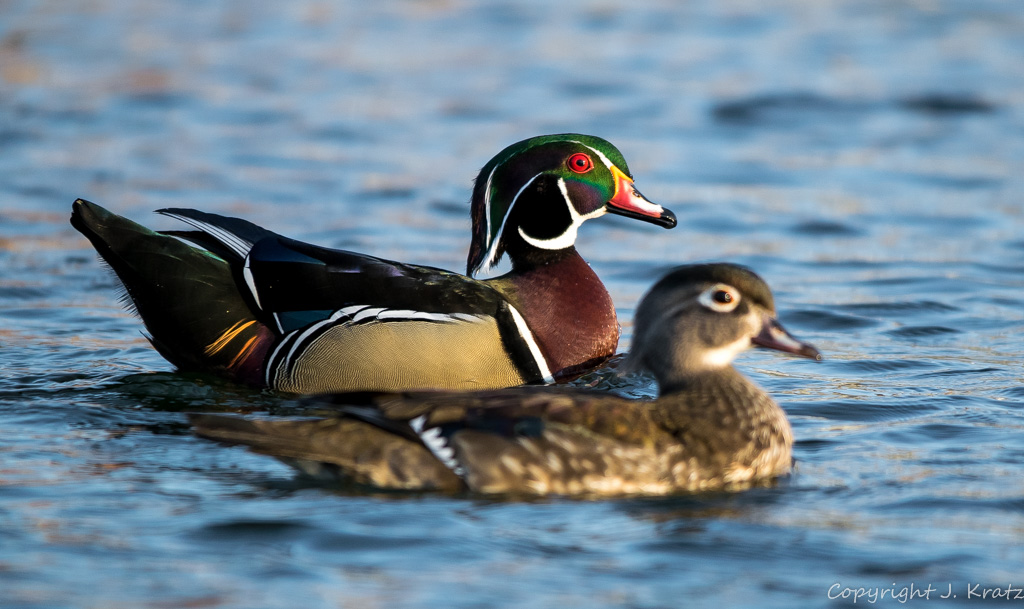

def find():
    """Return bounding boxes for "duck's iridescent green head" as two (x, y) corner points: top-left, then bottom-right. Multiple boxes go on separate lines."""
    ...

(466, 134), (676, 276)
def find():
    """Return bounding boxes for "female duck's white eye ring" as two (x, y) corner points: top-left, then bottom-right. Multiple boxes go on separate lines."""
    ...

(698, 283), (741, 313)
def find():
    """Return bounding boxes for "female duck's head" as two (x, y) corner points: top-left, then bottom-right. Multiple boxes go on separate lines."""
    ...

(626, 263), (821, 391)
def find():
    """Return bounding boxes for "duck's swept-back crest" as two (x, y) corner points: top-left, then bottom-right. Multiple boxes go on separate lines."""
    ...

(466, 133), (673, 276)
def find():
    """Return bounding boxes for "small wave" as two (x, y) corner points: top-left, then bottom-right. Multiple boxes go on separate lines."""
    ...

(899, 94), (995, 115)
(841, 359), (936, 373)
(886, 326), (960, 338)
(911, 367), (1003, 379)
(786, 400), (941, 423)
(785, 309), (878, 331)
(711, 92), (996, 127)
(191, 519), (317, 542)
(711, 92), (858, 125)
(790, 220), (862, 237)
(838, 301), (960, 314)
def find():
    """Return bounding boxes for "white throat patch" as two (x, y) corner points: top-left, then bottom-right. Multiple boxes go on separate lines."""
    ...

(700, 336), (751, 369)
(517, 178), (605, 251)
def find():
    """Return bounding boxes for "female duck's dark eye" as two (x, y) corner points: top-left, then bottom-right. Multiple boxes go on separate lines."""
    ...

(567, 153), (594, 174)
(699, 284), (740, 312)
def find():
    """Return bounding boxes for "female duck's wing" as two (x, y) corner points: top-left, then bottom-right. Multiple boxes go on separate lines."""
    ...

(193, 388), (672, 495)
(188, 413), (464, 491)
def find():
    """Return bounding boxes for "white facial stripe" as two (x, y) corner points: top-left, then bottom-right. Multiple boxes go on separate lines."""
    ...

(162, 212), (252, 259)
(508, 305), (554, 383)
(517, 177), (592, 251)
(479, 171), (544, 272)
(575, 142), (616, 171)
(482, 162), (498, 265)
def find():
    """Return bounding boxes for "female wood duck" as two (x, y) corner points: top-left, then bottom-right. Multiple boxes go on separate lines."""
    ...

(190, 263), (822, 496)
(71, 134), (676, 393)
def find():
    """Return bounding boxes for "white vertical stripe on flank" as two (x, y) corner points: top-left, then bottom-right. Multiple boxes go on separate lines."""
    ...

(507, 305), (554, 383)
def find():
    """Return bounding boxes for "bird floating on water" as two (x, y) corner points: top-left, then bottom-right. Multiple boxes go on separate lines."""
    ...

(71, 134), (676, 393)
(191, 263), (821, 497)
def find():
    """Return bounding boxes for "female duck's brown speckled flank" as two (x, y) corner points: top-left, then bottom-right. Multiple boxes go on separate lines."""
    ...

(70, 134), (675, 394)
(191, 263), (821, 497)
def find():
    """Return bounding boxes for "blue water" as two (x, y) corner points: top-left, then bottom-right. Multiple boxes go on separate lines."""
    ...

(3, 1), (1024, 607)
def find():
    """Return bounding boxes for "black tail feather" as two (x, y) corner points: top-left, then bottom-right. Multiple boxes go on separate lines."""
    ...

(71, 199), (270, 379)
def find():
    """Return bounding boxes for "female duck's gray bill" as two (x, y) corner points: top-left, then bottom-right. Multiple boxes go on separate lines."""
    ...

(752, 316), (822, 360)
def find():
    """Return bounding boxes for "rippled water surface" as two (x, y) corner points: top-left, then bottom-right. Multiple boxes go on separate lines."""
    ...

(3, 1), (1024, 607)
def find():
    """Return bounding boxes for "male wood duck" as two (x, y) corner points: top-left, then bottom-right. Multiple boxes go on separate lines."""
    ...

(71, 134), (676, 393)
(191, 263), (822, 496)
